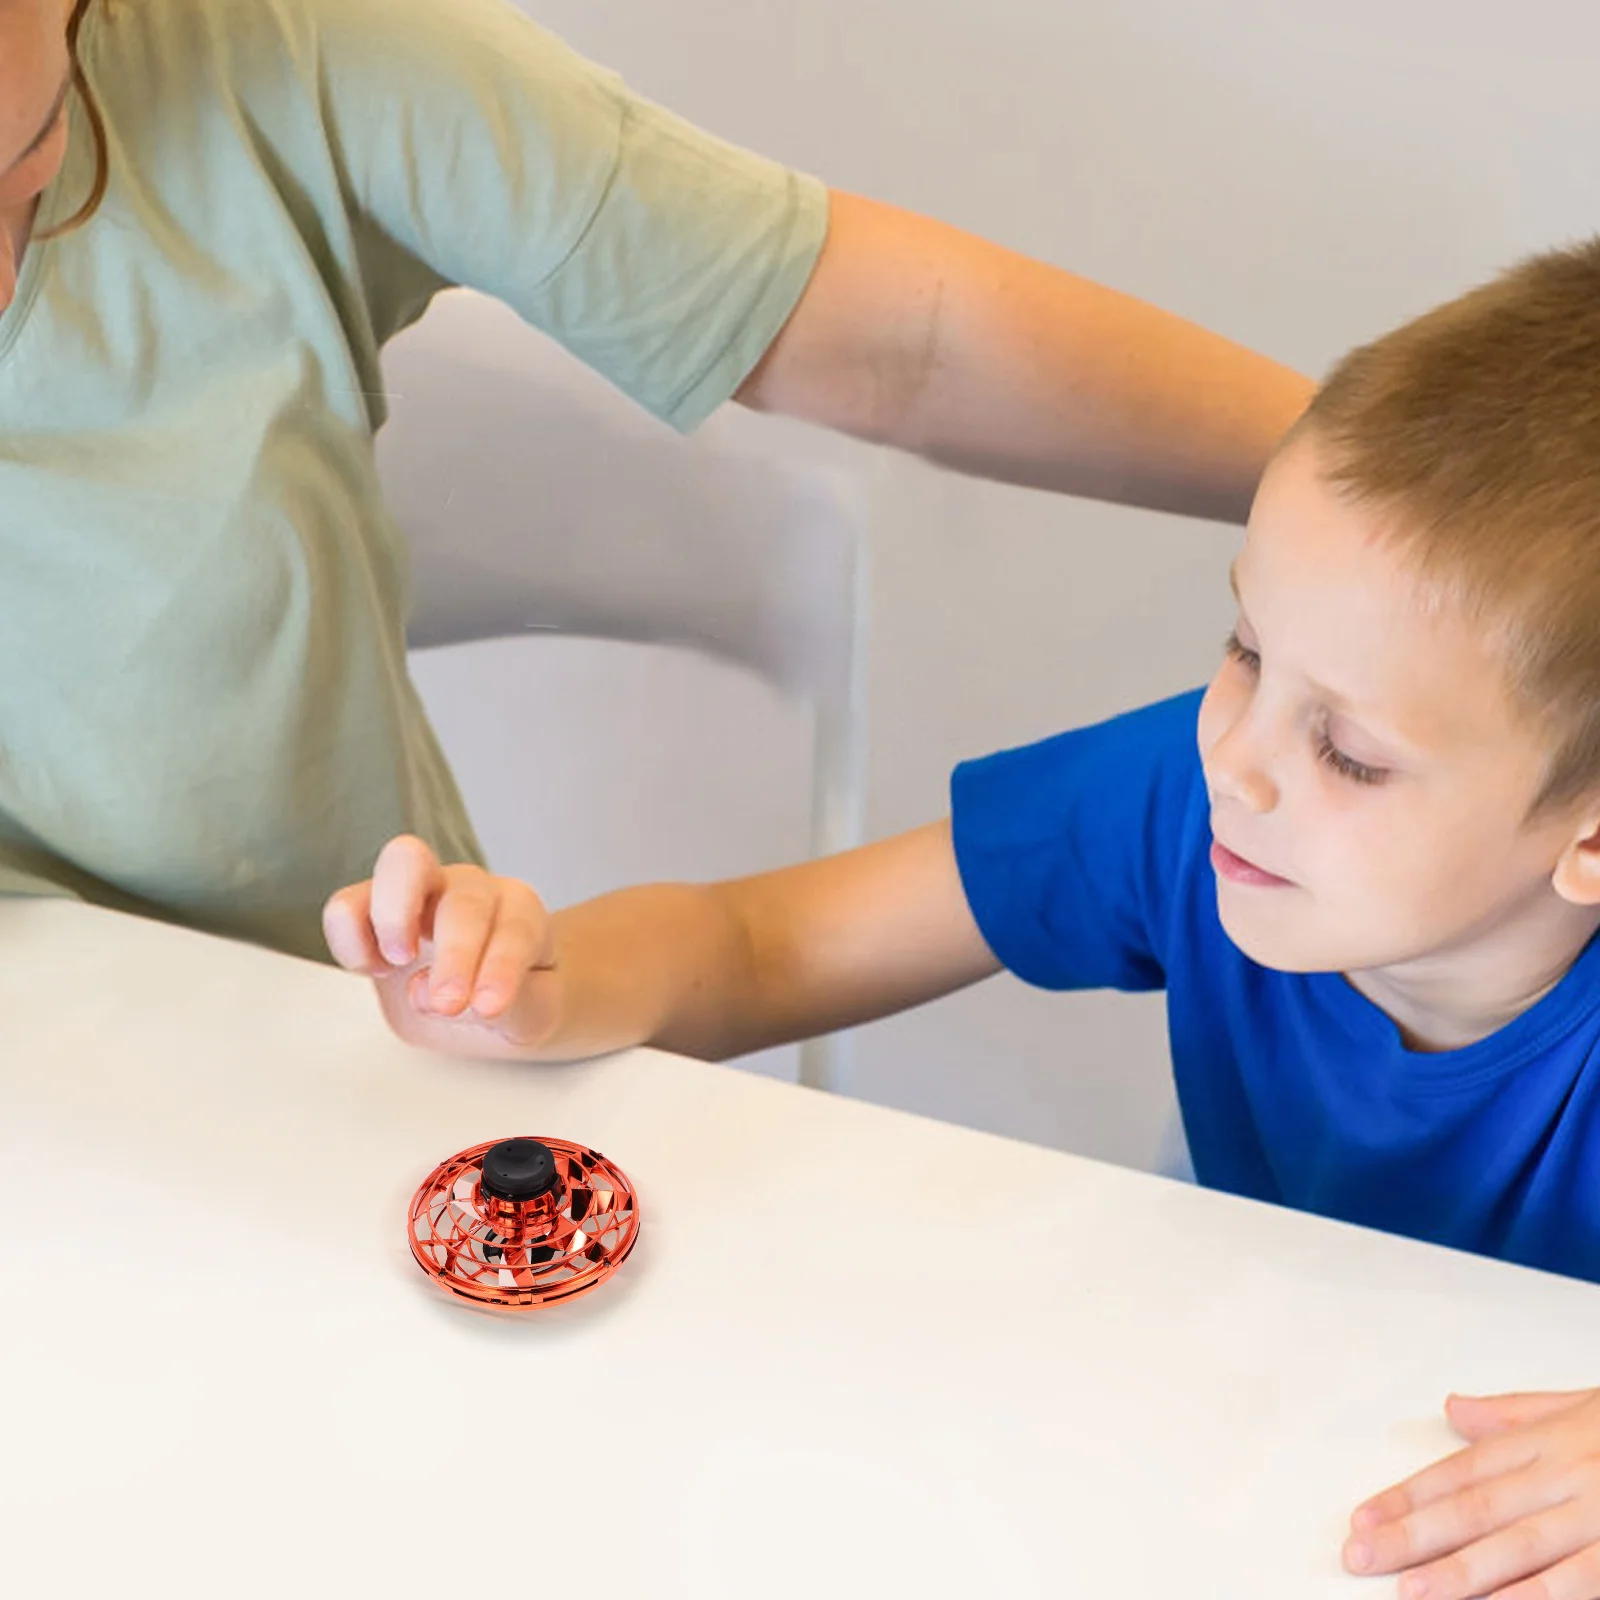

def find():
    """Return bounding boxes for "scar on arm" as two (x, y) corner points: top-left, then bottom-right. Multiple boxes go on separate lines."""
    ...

(861, 274), (946, 447)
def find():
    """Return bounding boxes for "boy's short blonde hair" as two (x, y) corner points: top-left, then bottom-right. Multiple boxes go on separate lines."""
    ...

(1304, 238), (1600, 817)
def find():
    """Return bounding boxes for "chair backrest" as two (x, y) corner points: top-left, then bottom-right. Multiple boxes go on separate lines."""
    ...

(377, 289), (862, 703)
(373, 288), (868, 1090)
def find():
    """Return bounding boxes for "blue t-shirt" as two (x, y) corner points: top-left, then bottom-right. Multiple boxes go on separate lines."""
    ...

(951, 688), (1600, 1282)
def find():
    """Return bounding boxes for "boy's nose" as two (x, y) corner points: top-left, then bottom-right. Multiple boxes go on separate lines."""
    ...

(1203, 720), (1279, 814)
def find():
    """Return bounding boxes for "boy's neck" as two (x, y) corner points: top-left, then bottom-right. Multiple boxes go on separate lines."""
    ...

(1343, 902), (1600, 1053)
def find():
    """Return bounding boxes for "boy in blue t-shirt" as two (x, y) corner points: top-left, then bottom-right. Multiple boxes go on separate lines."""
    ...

(328, 241), (1600, 1598)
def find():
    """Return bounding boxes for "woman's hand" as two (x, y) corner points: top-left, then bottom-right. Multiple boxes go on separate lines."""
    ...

(1345, 1388), (1600, 1599)
(323, 835), (562, 1059)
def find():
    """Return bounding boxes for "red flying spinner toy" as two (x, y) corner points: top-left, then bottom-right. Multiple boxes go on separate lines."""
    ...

(408, 1136), (640, 1310)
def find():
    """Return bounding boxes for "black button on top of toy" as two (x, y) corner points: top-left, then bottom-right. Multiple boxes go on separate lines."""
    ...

(480, 1137), (558, 1202)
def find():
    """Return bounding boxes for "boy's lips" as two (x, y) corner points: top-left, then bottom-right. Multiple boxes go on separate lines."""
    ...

(1209, 836), (1293, 888)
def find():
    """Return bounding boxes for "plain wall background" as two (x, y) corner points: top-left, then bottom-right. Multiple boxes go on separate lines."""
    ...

(412, 0), (1600, 1172)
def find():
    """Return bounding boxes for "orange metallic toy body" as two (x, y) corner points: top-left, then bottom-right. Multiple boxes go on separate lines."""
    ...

(409, 1136), (639, 1310)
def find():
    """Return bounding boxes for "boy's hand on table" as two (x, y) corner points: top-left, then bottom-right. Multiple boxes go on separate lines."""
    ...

(323, 835), (561, 1059)
(1345, 1388), (1600, 1599)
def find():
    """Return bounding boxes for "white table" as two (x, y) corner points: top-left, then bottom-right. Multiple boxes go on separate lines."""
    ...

(6, 899), (1600, 1598)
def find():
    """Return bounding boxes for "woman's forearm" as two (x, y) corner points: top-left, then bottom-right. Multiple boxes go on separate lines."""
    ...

(741, 191), (1315, 523)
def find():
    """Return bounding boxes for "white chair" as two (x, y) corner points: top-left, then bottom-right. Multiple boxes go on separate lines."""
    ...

(374, 288), (869, 1093)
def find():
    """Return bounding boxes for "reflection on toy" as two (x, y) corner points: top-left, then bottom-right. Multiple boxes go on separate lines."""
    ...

(409, 1136), (639, 1310)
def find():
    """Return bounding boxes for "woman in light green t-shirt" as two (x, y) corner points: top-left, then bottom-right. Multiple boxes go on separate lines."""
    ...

(0, 0), (1310, 960)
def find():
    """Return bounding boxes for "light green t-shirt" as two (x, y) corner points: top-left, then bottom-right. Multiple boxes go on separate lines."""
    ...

(0, 0), (828, 960)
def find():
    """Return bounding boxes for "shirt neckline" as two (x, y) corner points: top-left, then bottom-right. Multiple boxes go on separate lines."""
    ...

(0, 21), (100, 367)
(1302, 924), (1600, 1094)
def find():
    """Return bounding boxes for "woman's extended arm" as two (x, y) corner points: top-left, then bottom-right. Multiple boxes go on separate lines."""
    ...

(739, 191), (1314, 524)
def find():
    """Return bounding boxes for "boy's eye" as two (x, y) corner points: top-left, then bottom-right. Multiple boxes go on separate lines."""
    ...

(1316, 731), (1387, 786)
(1224, 630), (1389, 786)
(1223, 630), (1260, 672)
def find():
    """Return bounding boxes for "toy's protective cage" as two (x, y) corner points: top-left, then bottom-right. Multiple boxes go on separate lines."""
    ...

(409, 1137), (639, 1309)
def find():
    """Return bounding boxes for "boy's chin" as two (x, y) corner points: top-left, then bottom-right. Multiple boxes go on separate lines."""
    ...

(1215, 899), (1350, 975)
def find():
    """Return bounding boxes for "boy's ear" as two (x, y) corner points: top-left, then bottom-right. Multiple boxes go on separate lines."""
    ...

(1553, 811), (1600, 906)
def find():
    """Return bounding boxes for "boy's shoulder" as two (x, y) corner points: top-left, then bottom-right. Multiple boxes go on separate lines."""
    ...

(950, 687), (1217, 993)
(955, 686), (1207, 815)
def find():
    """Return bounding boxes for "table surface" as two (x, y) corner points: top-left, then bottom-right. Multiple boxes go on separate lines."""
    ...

(7, 899), (1600, 1598)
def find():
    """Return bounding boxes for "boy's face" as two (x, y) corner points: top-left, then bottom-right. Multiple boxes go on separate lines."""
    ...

(1197, 433), (1598, 977)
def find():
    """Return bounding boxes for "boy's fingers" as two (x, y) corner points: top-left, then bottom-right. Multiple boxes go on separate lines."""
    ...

(425, 868), (501, 1014)
(492, 965), (564, 1048)
(405, 968), (433, 1016)
(468, 884), (554, 1019)
(355, 854), (562, 1055)
(323, 883), (384, 972)
(1447, 1391), (1593, 1441)
(1343, 1459), (1571, 1575)
(368, 835), (447, 966)
(1353, 1432), (1545, 1532)
(384, 967), (553, 1061)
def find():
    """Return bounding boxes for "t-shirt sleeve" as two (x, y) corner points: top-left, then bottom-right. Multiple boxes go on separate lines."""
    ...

(309, 0), (828, 430)
(950, 689), (1208, 993)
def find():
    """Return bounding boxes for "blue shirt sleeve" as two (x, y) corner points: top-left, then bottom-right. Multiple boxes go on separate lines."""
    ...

(950, 689), (1207, 993)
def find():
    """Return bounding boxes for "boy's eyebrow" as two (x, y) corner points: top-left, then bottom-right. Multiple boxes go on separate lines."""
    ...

(3, 72), (70, 180)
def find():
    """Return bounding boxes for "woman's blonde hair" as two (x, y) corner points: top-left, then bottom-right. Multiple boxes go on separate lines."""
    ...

(34, 0), (109, 242)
